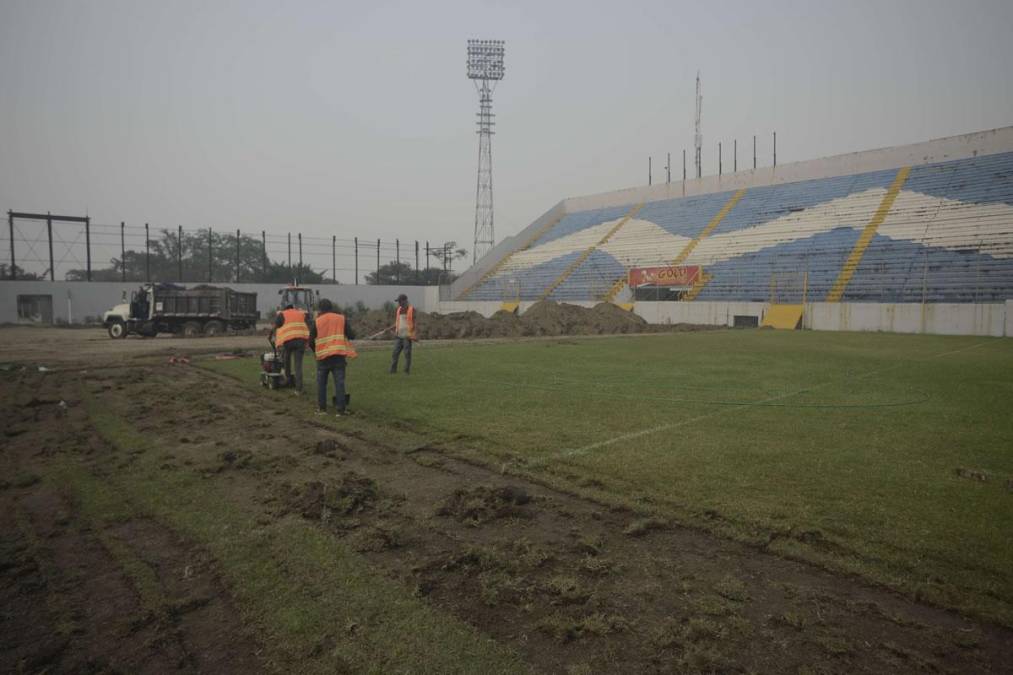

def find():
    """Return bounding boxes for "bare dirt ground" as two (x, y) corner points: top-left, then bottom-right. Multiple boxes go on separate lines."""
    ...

(2, 326), (1011, 673)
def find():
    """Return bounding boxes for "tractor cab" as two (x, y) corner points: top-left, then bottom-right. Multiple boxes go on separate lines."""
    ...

(278, 286), (319, 319)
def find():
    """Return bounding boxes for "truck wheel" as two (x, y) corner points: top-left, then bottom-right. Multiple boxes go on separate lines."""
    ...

(107, 321), (127, 339)
(182, 321), (202, 338)
(203, 320), (226, 337)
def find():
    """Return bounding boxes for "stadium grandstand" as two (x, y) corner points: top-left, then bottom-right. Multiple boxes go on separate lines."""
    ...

(454, 127), (1013, 312)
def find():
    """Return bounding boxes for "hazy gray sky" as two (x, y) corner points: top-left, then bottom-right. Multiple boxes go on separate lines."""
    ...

(3, 0), (1012, 260)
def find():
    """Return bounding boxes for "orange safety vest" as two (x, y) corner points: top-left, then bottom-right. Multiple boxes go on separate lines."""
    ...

(275, 308), (309, 346)
(314, 312), (357, 360)
(395, 305), (416, 340)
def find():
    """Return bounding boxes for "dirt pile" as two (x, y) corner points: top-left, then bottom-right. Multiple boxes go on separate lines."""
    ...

(436, 485), (532, 524)
(348, 301), (712, 341)
(293, 473), (378, 519)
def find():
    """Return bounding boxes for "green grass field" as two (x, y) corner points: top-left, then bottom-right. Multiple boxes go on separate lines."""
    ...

(211, 329), (1013, 625)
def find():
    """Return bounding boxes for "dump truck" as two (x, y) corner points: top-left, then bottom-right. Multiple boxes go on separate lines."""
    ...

(103, 283), (259, 338)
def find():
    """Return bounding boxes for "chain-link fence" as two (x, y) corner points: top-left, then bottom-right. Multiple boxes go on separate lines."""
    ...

(2, 212), (463, 286)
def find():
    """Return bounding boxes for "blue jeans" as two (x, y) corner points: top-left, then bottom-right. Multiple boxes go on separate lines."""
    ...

(390, 337), (412, 373)
(316, 356), (347, 411)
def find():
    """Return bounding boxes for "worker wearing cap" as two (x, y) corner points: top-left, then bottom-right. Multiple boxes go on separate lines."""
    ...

(274, 303), (311, 394)
(389, 293), (416, 375)
(310, 298), (357, 416)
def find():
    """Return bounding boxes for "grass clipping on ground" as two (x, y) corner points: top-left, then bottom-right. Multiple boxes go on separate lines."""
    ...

(80, 392), (525, 675)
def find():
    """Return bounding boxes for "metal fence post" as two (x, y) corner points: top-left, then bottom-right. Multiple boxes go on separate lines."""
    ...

(178, 225), (184, 282)
(47, 214), (55, 281)
(7, 211), (14, 279)
(85, 216), (92, 281)
(145, 223), (151, 281)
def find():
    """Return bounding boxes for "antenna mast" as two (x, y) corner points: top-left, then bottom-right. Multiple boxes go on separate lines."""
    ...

(467, 39), (506, 265)
(694, 71), (702, 179)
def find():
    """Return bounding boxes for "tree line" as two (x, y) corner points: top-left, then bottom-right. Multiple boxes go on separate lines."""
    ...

(9, 229), (467, 285)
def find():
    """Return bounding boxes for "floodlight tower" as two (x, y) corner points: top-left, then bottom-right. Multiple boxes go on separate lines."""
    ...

(467, 39), (505, 265)
(694, 71), (703, 179)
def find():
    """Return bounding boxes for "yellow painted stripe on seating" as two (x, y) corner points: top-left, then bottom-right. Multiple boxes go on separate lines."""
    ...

(601, 189), (744, 303)
(672, 188), (747, 265)
(539, 203), (643, 302)
(826, 166), (911, 302)
(682, 271), (712, 302)
(601, 275), (628, 303)
(500, 301), (519, 314)
(456, 211), (566, 300)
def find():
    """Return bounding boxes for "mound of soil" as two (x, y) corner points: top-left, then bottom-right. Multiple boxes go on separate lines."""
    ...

(348, 301), (710, 342)
(436, 485), (532, 524)
(295, 473), (378, 519)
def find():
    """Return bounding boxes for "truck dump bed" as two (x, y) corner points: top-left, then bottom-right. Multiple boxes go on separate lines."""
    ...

(153, 285), (259, 321)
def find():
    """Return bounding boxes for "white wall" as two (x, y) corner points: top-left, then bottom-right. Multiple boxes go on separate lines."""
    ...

(0, 280), (433, 324)
(435, 299), (1009, 336)
(805, 302), (1006, 336)
(634, 301), (768, 327)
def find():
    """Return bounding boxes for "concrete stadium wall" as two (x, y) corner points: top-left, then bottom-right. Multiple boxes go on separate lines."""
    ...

(804, 302), (1006, 337)
(562, 126), (1013, 213)
(634, 301), (768, 327)
(0, 281), (433, 325)
(435, 299), (1009, 336)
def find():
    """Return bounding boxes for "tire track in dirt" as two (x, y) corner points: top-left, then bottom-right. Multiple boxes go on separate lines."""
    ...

(0, 374), (266, 674)
(97, 362), (1013, 674)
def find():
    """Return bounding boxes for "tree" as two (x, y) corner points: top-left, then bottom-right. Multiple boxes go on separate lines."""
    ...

(365, 263), (460, 286)
(0, 263), (42, 280)
(66, 229), (327, 284)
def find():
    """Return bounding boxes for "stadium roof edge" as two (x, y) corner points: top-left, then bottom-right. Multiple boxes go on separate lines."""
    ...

(563, 126), (1013, 213)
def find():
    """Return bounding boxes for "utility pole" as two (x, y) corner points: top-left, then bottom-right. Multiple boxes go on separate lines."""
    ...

(694, 71), (703, 178)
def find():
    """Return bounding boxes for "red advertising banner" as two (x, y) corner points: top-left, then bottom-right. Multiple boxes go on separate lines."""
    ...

(628, 265), (700, 288)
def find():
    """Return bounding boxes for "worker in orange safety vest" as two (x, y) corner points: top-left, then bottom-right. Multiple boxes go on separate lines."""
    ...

(389, 293), (416, 375)
(310, 298), (357, 416)
(274, 303), (311, 394)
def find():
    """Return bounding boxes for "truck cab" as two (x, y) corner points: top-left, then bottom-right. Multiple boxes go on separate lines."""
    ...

(103, 285), (156, 338)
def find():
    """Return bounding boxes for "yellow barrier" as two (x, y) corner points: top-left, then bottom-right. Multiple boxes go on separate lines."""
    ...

(761, 304), (804, 330)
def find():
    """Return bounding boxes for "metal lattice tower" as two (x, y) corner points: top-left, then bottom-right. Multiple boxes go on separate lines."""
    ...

(694, 71), (703, 179)
(467, 39), (505, 265)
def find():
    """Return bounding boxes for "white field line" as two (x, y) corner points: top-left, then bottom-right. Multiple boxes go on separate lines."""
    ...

(538, 340), (992, 465)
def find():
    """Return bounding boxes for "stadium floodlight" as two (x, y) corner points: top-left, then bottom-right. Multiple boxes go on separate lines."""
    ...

(466, 39), (506, 264)
(467, 39), (506, 81)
